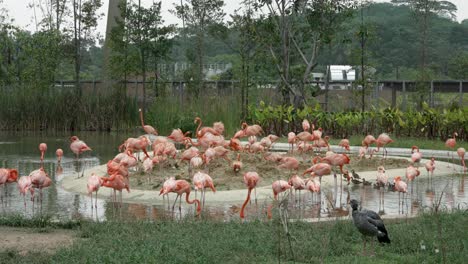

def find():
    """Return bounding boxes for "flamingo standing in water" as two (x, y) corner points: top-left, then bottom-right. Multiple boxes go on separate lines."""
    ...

(0, 168), (18, 202)
(30, 168), (52, 207)
(268, 180), (292, 219)
(405, 165), (420, 195)
(457, 148), (466, 172)
(17, 175), (34, 207)
(376, 166), (388, 211)
(159, 177), (176, 209)
(411, 146), (422, 165)
(394, 176), (408, 214)
(288, 174), (306, 205)
(70, 136), (92, 158)
(166, 180), (201, 217)
(425, 157), (436, 188)
(101, 173), (130, 207)
(87, 173), (103, 208)
(445, 132), (457, 167)
(305, 177), (321, 203)
(240, 172), (260, 220)
(56, 149), (63, 163)
(139, 108), (158, 135)
(39, 143), (47, 164)
(192, 171), (216, 209)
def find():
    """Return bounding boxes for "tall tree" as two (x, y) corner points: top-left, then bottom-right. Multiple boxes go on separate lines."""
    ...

(254, 0), (358, 107)
(72, 0), (103, 96)
(172, 0), (225, 97)
(210, 0), (257, 118)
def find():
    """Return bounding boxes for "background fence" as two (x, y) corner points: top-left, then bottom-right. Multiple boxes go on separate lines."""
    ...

(51, 80), (468, 111)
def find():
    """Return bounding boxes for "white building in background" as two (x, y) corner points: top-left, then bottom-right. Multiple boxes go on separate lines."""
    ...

(329, 65), (356, 81)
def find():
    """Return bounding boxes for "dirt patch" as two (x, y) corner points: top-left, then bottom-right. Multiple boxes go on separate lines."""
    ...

(129, 152), (410, 191)
(0, 227), (75, 255)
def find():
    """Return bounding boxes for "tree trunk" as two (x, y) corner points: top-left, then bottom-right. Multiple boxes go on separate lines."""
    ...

(103, 0), (125, 83)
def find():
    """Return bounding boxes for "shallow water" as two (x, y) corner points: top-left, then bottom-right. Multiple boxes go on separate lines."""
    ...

(0, 132), (466, 222)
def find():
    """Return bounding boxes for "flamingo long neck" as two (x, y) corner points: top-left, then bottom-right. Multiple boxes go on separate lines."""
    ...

(195, 119), (202, 137)
(185, 191), (201, 215)
(240, 188), (252, 219)
(140, 110), (145, 127)
(40, 151), (45, 161)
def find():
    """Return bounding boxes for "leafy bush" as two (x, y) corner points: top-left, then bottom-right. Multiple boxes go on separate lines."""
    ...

(247, 101), (468, 140)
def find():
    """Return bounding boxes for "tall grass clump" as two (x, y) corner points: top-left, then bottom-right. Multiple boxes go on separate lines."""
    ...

(147, 95), (242, 135)
(0, 84), (138, 131)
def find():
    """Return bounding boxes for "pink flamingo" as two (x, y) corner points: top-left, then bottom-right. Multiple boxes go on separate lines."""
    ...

(288, 174), (306, 205)
(287, 132), (296, 153)
(17, 176), (34, 207)
(376, 166), (388, 210)
(372, 133), (393, 158)
(445, 132), (457, 166)
(303, 162), (332, 184)
(232, 154), (243, 173)
(166, 180), (201, 216)
(213, 121), (225, 135)
(314, 136), (330, 153)
(318, 153), (351, 206)
(241, 122), (263, 137)
(101, 173), (130, 207)
(192, 171), (216, 209)
(405, 165), (420, 194)
(70, 136), (92, 158)
(411, 146), (422, 164)
(457, 148), (466, 172)
(394, 176), (408, 214)
(240, 171), (260, 219)
(425, 157), (436, 189)
(30, 168), (52, 206)
(278, 157), (299, 175)
(194, 117), (220, 138)
(0, 168), (18, 201)
(39, 143), (47, 164)
(305, 177), (321, 203)
(264, 152), (283, 163)
(159, 177), (176, 209)
(139, 108), (158, 135)
(87, 173), (103, 208)
(268, 180), (292, 219)
(302, 119), (311, 132)
(119, 136), (150, 159)
(362, 134), (376, 157)
(167, 129), (191, 147)
(338, 139), (350, 153)
(56, 148), (63, 163)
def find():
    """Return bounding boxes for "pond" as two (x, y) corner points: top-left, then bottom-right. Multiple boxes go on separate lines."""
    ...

(0, 131), (466, 222)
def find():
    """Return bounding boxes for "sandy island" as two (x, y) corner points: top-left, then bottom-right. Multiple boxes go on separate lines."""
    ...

(60, 144), (465, 206)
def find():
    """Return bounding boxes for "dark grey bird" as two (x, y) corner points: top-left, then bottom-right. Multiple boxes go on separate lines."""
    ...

(351, 169), (360, 179)
(350, 199), (390, 255)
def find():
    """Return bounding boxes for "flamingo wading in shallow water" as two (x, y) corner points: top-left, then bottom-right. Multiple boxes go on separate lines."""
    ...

(70, 136), (92, 158)
(240, 172), (260, 220)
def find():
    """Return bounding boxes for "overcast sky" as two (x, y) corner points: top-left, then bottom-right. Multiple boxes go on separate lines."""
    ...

(3, 0), (468, 36)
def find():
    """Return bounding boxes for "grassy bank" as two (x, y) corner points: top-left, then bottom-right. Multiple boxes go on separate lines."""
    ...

(1, 210), (466, 263)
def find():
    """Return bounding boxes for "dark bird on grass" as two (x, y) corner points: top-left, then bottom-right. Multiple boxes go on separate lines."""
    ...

(350, 199), (390, 256)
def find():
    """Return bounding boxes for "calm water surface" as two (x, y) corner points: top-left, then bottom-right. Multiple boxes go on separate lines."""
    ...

(0, 131), (466, 222)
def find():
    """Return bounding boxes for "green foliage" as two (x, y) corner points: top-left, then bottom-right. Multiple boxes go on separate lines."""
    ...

(147, 95), (241, 136)
(247, 101), (468, 140)
(0, 84), (138, 131)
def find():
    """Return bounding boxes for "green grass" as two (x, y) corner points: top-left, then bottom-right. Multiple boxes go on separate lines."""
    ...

(1, 210), (466, 263)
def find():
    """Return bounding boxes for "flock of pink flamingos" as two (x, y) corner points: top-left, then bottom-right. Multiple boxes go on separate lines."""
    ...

(0, 109), (466, 220)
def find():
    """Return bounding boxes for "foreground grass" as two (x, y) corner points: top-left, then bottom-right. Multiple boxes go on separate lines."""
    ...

(1, 210), (467, 264)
